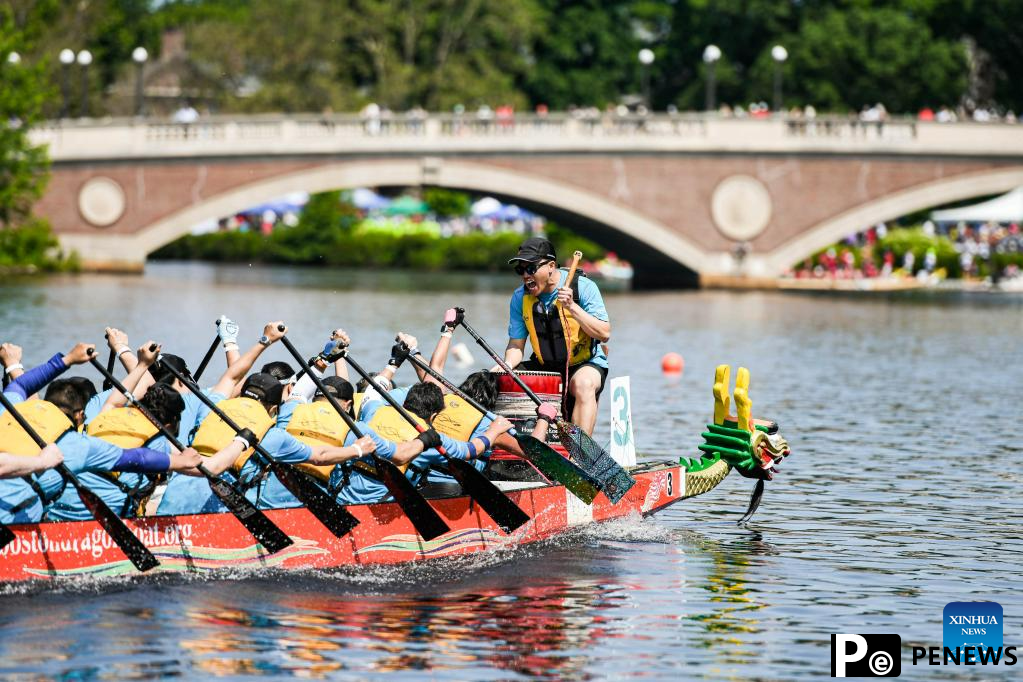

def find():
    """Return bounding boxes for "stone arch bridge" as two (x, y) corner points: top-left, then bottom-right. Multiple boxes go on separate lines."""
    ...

(31, 113), (1023, 288)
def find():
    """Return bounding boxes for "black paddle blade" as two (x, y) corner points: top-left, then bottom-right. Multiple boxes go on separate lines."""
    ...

(206, 475), (294, 554)
(0, 521), (15, 550)
(268, 459), (360, 539)
(373, 458), (450, 541)
(70, 477), (159, 572)
(515, 433), (601, 505)
(556, 422), (636, 504)
(445, 457), (530, 533)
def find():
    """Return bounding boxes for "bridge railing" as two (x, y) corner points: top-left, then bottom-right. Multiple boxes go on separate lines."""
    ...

(30, 112), (1021, 160)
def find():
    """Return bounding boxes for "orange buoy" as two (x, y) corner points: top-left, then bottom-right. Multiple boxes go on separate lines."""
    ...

(661, 352), (684, 374)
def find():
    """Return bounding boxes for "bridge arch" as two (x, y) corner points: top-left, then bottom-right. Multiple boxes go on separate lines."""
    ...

(764, 166), (1023, 275)
(124, 159), (709, 286)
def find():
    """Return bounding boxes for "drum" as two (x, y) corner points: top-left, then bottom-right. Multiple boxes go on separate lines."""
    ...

(493, 371), (563, 441)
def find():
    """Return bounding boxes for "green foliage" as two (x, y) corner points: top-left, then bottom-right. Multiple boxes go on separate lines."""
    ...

(0, 217), (78, 272)
(875, 228), (962, 276)
(424, 188), (470, 218)
(545, 223), (606, 262)
(151, 224), (609, 274)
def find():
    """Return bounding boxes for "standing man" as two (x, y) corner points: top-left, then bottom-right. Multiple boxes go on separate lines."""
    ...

(500, 237), (611, 435)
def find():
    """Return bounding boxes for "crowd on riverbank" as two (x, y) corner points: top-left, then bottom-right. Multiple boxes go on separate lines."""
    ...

(789, 221), (1023, 283)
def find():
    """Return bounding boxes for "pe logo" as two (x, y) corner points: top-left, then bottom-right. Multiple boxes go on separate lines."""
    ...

(944, 602), (1002, 654)
(831, 634), (901, 677)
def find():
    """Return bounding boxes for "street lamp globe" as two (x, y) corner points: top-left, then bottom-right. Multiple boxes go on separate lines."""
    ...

(638, 48), (655, 66)
(59, 49), (75, 65)
(132, 46), (148, 64)
(771, 45), (788, 63)
(7, 52), (20, 65)
(76, 49), (92, 66)
(703, 44), (721, 64)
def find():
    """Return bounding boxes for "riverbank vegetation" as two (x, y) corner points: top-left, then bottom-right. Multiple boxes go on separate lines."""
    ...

(0, 12), (76, 273)
(151, 191), (604, 271)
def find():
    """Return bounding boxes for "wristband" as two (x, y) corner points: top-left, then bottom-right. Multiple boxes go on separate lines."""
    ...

(353, 444), (363, 458)
(440, 330), (453, 338)
(223, 341), (239, 351)
(232, 435), (251, 448)
(478, 435), (492, 453)
(116, 345), (132, 356)
(4, 363), (23, 375)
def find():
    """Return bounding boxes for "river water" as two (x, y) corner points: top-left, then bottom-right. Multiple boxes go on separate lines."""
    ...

(0, 262), (1021, 680)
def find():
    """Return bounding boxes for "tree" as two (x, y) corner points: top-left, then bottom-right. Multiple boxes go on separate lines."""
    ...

(0, 8), (70, 270)
(0, 9), (50, 226)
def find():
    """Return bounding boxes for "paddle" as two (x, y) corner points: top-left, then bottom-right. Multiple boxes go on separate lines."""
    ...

(87, 348), (293, 554)
(456, 312), (636, 504)
(155, 353), (360, 539)
(400, 345), (600, 505)
(102, 347), (116, 391)
(275, 333), (450, 541)
(558, 250), (583, 411)
(342, 346), (530, 534)
(0, 390), (159, 572)
(0, 520), (14, 550)
(192, 317), (223, 382)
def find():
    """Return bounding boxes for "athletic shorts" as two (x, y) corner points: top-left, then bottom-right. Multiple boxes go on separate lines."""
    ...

(517, 358), (608, 400)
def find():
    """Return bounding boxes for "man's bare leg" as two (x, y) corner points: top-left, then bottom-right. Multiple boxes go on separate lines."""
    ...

(569, 365), (602, 435)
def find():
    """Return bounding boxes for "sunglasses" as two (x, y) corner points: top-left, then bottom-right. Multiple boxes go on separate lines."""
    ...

(514, 260), (552, 276)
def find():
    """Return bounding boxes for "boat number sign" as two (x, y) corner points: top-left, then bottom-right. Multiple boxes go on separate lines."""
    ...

(609, 376), (637, 466)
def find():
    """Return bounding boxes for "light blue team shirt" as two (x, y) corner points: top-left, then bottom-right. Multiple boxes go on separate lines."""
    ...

(329, 425), (402, 505)
(0, 431), (122, 524)
(47, 434), (173, 521)
(357, 386), (411, 424)
(508, 269), (609, 369)
(178, 388), (227, 444)
(156, 426), (312, 515)
(84, 388), (115, 423)
(427, 414), (493, 484)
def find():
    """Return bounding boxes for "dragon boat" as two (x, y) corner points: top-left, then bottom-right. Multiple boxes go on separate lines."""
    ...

(0, 366), (789, 584)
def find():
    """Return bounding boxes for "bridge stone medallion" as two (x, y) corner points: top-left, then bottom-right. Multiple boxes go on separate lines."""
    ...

(77, 177), (126, 227)
(710, 175), (772, 241)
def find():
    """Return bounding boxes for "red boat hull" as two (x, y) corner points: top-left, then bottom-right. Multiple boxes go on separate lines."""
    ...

(0, 462), (687, 583)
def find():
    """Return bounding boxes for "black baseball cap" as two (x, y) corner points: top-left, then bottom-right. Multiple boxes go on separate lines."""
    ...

(151, 353), (191, 384)
(508, 237), (557, 265)
(241, 372), (285, 405)
(315, 376), (355, 401)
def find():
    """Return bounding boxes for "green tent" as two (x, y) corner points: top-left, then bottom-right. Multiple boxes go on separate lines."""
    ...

(384, 195), (430, 216)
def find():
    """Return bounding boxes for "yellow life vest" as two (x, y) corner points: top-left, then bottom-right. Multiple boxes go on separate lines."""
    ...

(367, 405), (427, 474)
(0, 399), (74, 456)
(522, 269), (596, 368)
(352, 393), (364, 420)
(286, 402), (352, 483)
(191, 398), (274, 473)
(433, 394), (485, 442)
(86, 407), (160, 448)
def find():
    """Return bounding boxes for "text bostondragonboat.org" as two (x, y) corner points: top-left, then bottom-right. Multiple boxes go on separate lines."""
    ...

(1, 525), (194, 560)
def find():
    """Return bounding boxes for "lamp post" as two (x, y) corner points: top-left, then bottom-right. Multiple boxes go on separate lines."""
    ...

(59, 49), (74, 119)
(76, 49), (92, 118)
(638, 48), (655, 111)
(771, 45), (788, 114)
(132, 46), (148, 117)
(703, 44), (721, 112)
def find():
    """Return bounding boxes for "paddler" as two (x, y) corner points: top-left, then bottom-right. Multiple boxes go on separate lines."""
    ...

(156, 372), (378, 514)
(0, 377), (202, 524)
(501, 237), (611, 435)
(386, 382), (514, 490)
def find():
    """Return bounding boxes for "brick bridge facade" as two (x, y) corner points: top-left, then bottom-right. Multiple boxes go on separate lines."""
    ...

(32, 114), (1023, 288)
